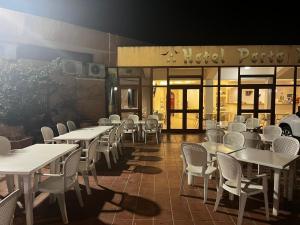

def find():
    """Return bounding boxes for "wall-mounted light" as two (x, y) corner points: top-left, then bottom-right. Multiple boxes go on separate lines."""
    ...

(113, 87), (118, 91)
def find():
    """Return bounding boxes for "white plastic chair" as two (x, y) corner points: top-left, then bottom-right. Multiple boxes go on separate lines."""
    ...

(0, 189), (20, 225)
(115, 124), (124, 156)
(234, 115), (245, 123)
(41, 126), (55, 143)
(242, 131), (261, 149)
(180, 143), (217, 203)
(272, 136), (299, 199)
(128, 114), (139, 123)
(245, 118), (260, 130)
(36, 148), (84, 224)
(205, 120), (217, 130)
(223, 132), (245, 149)
(143, 118), (159, 144)
(97, 128), (118, 169)
(66, 121), (77, 132)
(206, 129), (225, 143)
(109, 114), (121, 123)
(214, 152), (269, 225)
(148, 114), (162, 133)
(98, 118), (111, 126)
(78, 138), (99, 195)
(228, 122), (247, 133)
(123, 119), (137, 143)
(262, 125), (282, 142)
(57, 123), (68, 135)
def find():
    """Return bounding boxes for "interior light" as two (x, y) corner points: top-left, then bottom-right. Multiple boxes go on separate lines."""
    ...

(113, 87), (118, 91)
(244, 66), (251, 70)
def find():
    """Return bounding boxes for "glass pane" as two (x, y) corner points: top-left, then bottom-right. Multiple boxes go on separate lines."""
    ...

(153, 68), (167, 86)
(297, 67), (300, 85)
(187, 89), (199, 110)
(259, 89), (272, 110)
(220, 67), (238, 85)
(203, 67), (218, 85)
(295, 87), (300, 113)
(169, 78), (201, 85)
(220, 87), (237, 124)
(241, 77), (273, 84)
(169, 68), (202, 76)
(142, 86), (151, 119)
(276, 86), (293, 124)
(170, 89), (183, 110)
(259, 113), (271, 127)
(121, 88), (138, 109)
(152, 87), (167, 129)
(203, 87), (218, 121)
(187, 113), (199, 129)
(277, 67), (294, 85)
(240, 67), (274, 75)
(119, 78), (139, 85)
(170, 113), (182, 129)
(241, 89), (254, 110)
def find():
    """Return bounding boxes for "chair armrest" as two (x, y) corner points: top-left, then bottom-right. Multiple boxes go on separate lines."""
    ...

(80, 156), (87, 160)
(35, 172), (62, 177)
(243, 173), (268, 181)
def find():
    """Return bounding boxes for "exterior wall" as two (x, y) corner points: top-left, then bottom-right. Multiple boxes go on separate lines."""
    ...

(0, 8), (146, 122)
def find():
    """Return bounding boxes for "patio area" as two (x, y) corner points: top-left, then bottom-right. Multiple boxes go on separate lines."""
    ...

(2, 134), (299, 225)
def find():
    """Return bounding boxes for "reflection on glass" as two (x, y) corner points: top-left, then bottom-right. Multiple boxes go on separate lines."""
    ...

(221, 67), (238, 85)
(259, 113), (271, 126)
(203, 87), (218, 123)
(276, 86), (293, 124)
(187, 113), (199, 129)
(295, 87), (300, 113)
(187, 89), (199, 110)
(203, 67), (218, 85)
(259, 89), (272, 110)
(169, 79), (201, 85)
(170, 113), (183, 129)
(240, 67), (274, 75)
(152, 87), (167, 129)
(241, 89), (254, 110)
(170, 89), (183, 110)
(241, 77), (273, 84)
(220, 87), (237, 123)
(121, 88), (138, 109)
(277, 67), (294, 85)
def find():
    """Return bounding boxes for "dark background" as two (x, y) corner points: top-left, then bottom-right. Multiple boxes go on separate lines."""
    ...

(0, 0), (299, 45)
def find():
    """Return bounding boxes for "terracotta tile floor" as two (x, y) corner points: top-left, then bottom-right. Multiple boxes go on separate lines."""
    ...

(1, 134), (300, 225)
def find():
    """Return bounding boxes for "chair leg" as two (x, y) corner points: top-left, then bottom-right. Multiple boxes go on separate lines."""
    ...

(283, 171), (288, 199)
(91, 165), (98, 185)
(187, 174), (194, 185)
(213, 186), (223, 211)
(179, 171), (186, 195)
(145, 133), (147, 144)
(229, 193), (234, 201)
(156, 132), (159, 144)
(263, 178), (270, 221)
(104, 152), (112, 169)
(56, 193), (68, 224)
(82, 171), (91, 195)
(132, 132), (135, 143)
(237, 194), (247, 225)
(203, 176), (209, 203)
(74, 181), (84, 207)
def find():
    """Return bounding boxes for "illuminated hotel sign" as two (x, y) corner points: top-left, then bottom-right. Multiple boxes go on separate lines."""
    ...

(117, 46), (300, 67)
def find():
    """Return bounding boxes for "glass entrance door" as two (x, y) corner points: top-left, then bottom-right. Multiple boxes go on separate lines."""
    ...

(168, 87), (201, 131)
(239, 85), (274, 126)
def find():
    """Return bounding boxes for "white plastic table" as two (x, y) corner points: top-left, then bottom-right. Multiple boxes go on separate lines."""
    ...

(53, 126), (112, 147)
(0, 144), (78, 225)
(200, 141), (244, 155)
(230, 148), (299, 216)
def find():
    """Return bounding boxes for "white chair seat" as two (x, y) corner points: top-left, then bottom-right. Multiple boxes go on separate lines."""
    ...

(224, 179), (263, 195)
(187, 165), (217, 176)
(38, 176), (74, 194)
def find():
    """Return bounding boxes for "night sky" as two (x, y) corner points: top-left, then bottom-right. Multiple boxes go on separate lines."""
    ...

(0, 0), (300, 45)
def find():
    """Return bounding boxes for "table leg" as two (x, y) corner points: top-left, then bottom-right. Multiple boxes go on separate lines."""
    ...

(273, 169), (281, 216)
(85, 140), (90, 149)
(6, 175), (15, 192)
(246, 163), (253, 178)
(288, 162), (296, 201)
(23, 175), (33, 225)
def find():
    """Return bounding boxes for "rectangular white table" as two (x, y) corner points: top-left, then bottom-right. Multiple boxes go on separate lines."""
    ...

(0, 144), (78, 225)
(111, 120), (164, 125)
(200, 141), (244, 155)
(230, 148), (299, 216)
(53, 125), (112, 147)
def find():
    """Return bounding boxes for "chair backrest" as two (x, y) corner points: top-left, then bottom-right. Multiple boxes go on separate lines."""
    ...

(205, 120), (217, 130)
(56, 123), (68, 135)
(109, 114), (121, 122)
(116, 124), (123, 141)
(181, 143), (207, 176)
(98, 118), (111, 126)
(128, 114), (139, 123)
(0, 136), (11, 154)
(223, 132), (245, 149)
(63, 148), (82, 189)
(41, 126), (54, 143)
(145, 118), (158, 130)
(245, 118), (260, 129)
(67, 120), (77, 132)
(234, 115), (245, 123)
(216, 152), (242, 193)
(124, 118), (135, 130)
(228, 122), (246, 132)
(242, 131), (261, 148)
(272, 136), (300, 156)
(86, 138), (99, 166)
(0, 189), (20, 225)
(263, 125), (282, 141)
(206, 128), (225, 143)
(148, 114), (159, 120)
(108, 127), (117, 145)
